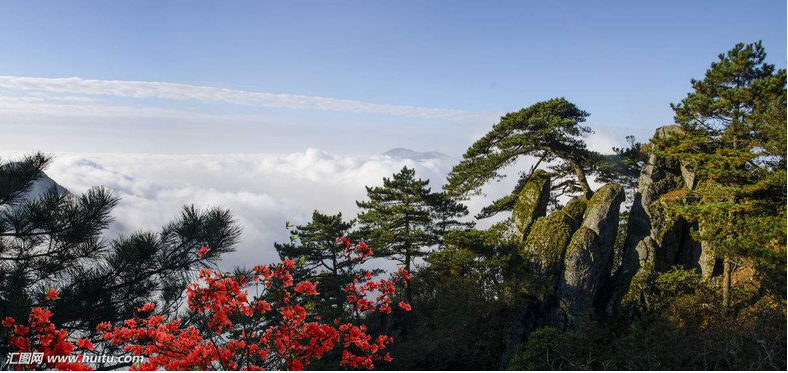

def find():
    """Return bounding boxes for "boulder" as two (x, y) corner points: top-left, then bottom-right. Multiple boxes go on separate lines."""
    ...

(648, 200), (685, 271)
(512, 169), (551, 241)
(554, 184), (624, 326)
(523, 197), (587, 294)
(581, 183), (625, 269)
(554, 227), (603, 326)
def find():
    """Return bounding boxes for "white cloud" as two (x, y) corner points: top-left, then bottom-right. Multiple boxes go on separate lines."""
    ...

(0, 125), (629, 270)
(0, 150), (459, 269)
(0, 76), (489, 123)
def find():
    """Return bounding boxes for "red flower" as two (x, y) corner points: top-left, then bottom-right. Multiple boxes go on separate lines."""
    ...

(77, 338), (94, 351)
(197, 246), (210, 259)
(6, 250), (404, 371)
(5, 307), (91, 370)
(30, 307), (53, 323)
(340, 236), (352, 248)
(46, 287), (59, 300)
(294, 281), (319, 295)
(398, 302), (412, 311)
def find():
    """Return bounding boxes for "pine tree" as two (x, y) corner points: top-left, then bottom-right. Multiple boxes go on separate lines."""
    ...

(657, 42), (787, 308)
(274, 211), (367, 319)
(356, 166), (436, 301)
(0, 153), (241, 365)
(445, 98), (597, 201)
(428, 192), (474, 249)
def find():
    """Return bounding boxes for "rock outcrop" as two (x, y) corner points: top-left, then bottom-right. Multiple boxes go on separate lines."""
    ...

(609, 125), (717, 314)
(522, 196), (587, 294)
(501, 125), (726, 368)
(512, 170), (551, 241)
(554, 184), (625, 326)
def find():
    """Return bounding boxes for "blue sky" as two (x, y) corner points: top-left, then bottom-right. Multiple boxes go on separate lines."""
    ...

(0, 0), (785, 155)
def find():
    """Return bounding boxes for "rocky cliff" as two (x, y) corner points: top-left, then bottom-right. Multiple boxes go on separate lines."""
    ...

(502, 125), (717, 365)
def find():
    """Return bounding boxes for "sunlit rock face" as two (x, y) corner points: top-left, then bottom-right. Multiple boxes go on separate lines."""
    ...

(554, 183), (624, 327)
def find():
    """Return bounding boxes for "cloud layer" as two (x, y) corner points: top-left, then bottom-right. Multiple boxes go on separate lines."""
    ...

(2, 149), (467, 269)
(0, 76), (487, 123)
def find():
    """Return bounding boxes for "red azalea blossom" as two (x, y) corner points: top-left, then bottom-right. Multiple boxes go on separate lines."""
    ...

(294, 280), (319, 295)
(2, 307), (93, 370)
(398, 301), (412, 311)
(3, 240), (409, 371)
(197, 246), (210, 259)
(77, 338), (94, 351)
(46, 287), (59, 300)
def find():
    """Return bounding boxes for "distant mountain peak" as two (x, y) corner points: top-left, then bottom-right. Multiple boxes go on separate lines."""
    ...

(382, 148), (454, 161)
(23, 172), (69, 201)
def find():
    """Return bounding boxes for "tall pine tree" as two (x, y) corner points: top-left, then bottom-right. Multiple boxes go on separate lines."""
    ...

(357, 167), (473, 301)
(428, 192), (474, 250)
(357, 167), (440, 302)
(444, 98), (597, 201)
(657, 42), (787, 308)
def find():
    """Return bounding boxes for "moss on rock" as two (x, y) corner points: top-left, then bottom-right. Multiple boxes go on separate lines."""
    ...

(513, 169), (551, 241)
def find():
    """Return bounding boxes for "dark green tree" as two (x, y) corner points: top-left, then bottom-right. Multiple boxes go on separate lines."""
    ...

(0, 153), (241, 367)
(427, 192), (474, 250)
(274, 211), (367, 319)
(356, 166), (437, 301)
(594, 135), (647, 195)
(445, 98), (597, 201)
(656, 41), (787, 308)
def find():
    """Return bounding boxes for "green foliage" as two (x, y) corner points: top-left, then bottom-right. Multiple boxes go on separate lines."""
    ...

(656, 41), (787, 303)
(427, 191), (475, 248)
(595, 135), (648, 200)
(0, 153), (241, 361)
(356, 166), (435, 274)
(0, 152), (51, 205)
(445, 98), (597, 200)
(375, 222), (521, 370)
(510, 268), (786, 370)
(274, 210), (367, 319)
(508, 327), (566, 370)
(356, 166), (471, 274)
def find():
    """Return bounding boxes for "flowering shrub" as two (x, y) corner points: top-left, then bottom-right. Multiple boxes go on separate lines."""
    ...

(3, 238), (409, 371)
(2, 289), (94, 371)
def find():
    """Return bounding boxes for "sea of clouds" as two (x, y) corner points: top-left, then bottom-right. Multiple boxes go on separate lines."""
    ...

(1, 127), (625, 270)
(3, 149), (513, 269)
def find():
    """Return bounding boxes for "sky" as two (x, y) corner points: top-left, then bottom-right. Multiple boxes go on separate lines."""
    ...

(0, 0), (785, 267)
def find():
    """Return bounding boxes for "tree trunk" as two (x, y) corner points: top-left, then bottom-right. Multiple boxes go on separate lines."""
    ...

(404, 250), (413, 304)
(332, 251), (343, 319)
(570, 160), (593, 199)
(722, 258), (732, 310)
